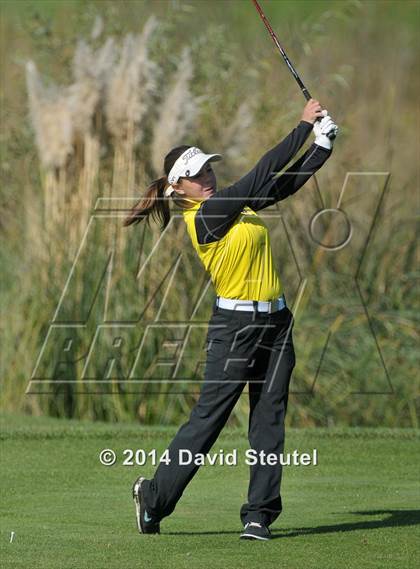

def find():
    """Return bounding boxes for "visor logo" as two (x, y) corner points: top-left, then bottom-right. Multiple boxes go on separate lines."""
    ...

(182, 147), (201, 165)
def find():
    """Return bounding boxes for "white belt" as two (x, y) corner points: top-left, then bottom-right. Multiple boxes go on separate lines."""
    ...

(216, 295), (286, 313)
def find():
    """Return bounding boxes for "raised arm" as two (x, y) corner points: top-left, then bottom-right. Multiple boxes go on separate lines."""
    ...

(247, 113), (338, 210)
(195, 120), (313, 244)
(195, 99), (328, 245)
(248, 142), (332, 211)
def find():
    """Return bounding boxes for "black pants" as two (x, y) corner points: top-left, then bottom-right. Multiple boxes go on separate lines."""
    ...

(142, 300), (296, 527)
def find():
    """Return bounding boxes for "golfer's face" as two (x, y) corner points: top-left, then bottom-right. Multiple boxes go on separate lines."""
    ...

(177, 163), (217, 201)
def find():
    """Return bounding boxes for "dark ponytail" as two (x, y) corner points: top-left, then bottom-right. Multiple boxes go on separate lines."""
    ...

(123, 145), (192, 231)
(122, 176), (169, 229)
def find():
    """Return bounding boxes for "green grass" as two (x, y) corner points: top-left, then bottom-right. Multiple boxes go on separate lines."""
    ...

(1, 415), (419, 568)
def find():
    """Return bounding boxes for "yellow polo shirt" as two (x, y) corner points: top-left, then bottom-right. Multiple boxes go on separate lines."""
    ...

(182, 201), (282, 301)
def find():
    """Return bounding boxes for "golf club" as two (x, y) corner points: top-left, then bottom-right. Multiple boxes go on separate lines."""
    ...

(252, 0), (336, 139)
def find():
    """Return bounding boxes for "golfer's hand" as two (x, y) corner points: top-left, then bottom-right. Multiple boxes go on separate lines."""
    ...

(313, 114), (339, 150)
(301, 99), (324, 124)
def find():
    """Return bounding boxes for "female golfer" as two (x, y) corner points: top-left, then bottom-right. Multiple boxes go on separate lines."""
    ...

(124, 98), (338, 540)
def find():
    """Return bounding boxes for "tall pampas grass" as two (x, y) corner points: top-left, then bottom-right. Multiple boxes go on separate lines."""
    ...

(26, 61), (75, 171)
(72, 37), (116, 104)
(105, 27), (158, 142)
(26, 59), (101, 261)
(71, 38), (117, 240)
(105, 17), (159, 195)
(26, 61), (74, 242)
(150, 47), (199, 175)
(26, 16), (160, 267)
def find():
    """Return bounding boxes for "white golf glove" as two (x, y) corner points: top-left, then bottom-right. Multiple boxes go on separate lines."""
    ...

(313, 111), (338, 150)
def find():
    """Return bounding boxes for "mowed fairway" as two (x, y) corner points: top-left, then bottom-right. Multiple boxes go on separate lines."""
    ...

(1, 415), (419, 569)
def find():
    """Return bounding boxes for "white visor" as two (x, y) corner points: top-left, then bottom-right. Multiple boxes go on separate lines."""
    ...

(165, 147), (222, 196)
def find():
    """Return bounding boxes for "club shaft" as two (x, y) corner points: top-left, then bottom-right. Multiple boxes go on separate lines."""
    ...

(252, 0), (312, 100)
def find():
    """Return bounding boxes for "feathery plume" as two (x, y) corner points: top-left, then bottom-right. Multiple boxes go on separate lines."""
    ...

(26, 60), (74, 170)
(150, 47), (198, 175)
(73, 37), (116, 98)
(105, 16), (159, 144)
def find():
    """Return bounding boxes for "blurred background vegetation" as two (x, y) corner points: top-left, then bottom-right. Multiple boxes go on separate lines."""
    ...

(0, 0), (418, 427)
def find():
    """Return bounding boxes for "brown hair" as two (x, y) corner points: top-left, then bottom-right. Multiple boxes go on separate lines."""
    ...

(123, 145), (191, 230)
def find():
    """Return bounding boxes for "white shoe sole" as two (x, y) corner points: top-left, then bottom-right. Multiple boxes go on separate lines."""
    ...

(132, 476), (145, 533)
(240, 532), (270, 541)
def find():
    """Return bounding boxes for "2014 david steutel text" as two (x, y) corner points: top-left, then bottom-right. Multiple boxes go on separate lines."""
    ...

(119, 448), (318, 467)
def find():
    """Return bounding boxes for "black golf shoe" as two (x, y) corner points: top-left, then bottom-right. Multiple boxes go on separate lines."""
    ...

(132, 476), (160, 534)
(240, 521), (271, 541)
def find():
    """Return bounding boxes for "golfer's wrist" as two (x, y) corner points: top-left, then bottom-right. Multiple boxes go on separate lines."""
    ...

(299, 120), (314, 132)
(314, 134), (333, 150)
